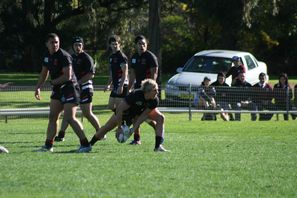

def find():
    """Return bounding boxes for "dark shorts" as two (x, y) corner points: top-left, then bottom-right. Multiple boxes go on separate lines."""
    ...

(51, 82), (80, 105)
(79, 84), (94, 104)
(110, 84), (128, 98)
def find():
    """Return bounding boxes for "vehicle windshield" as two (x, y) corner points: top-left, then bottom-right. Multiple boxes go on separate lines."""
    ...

(182, 56), (232, 73)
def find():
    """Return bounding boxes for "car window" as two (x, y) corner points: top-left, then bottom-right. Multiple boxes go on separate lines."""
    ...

(183, 56), (231, 73)
(244, 55), (256, 70)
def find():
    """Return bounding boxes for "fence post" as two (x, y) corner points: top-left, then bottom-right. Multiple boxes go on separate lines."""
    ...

(286, 86), (289, 119)
(188, 84), (192, 121)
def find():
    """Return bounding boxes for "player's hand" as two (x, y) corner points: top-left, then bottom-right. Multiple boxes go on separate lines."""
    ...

(34, 88), (41, 100)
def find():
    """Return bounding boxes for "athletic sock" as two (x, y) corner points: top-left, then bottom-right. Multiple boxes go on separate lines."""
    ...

(134, 133), (140, 142)
(155, 136), (164, 149)
(45, 139), (54, 148)
(89, 135), (99, 146)
(80, 138), (90, 147)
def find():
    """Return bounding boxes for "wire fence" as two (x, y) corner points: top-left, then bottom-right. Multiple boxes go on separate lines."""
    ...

(1, 85), (297, 122)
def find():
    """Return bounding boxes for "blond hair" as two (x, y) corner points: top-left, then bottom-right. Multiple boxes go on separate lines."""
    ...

(141, 79), (158, 93)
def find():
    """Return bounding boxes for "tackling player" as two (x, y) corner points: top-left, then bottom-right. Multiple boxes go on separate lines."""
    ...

(34, 33), (91, 152)
(89, 79), (168, 152)
(55, 36), (101, 142)
(128, 35), (159, 145)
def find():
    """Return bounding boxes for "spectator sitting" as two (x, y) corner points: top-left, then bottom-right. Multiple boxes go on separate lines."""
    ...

(226, 56), (246, 85)
(292, 84), (297, 120)
(273, 73), (293, 120)
(194, 76), (216, 120)
(232, 72), (255, 121)
(210, 72), (230, 121)
(251, 73), (274, 121)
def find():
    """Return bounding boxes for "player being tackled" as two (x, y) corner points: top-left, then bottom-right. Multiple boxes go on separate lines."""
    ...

(89, 79), (168, 152)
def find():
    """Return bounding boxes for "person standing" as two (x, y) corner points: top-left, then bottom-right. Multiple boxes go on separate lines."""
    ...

(128, 35), (159, 145)
(226, 56), (246, 85)
(34, 33), (91, 152)
(89, 79), (167, 152)
(55, 36), (101, 142)
(104, 35), (129, 111)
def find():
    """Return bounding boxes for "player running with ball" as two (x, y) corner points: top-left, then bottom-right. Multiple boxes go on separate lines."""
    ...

(89, 79), (168, 152)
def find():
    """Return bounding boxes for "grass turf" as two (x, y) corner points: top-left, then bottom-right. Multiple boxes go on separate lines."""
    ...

(0, 114), (296, 197)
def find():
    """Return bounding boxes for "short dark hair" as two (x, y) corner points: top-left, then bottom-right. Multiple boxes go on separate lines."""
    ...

(259, 72), (266, 78)
(108, 35), (121, 44)
(46, 33), (59, 42)
(134, 35), (146, 44)
(217, 72), (225, 78)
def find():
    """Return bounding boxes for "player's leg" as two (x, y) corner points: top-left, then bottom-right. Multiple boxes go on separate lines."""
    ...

(55, 116), (68, 141)
(147, 108), (167, 152)
(43, 99), (63, 151)
(81, 102), (100, 131)
(89, 114), (118, 146)
(63, 103), (91, 152)
(130, 116), (141, 145)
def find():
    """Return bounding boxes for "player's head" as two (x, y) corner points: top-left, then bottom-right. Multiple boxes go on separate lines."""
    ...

(45, 33), (60, 54)
(108, 35), (121, 53)
(72, 36), (84, 54)
(141, 79), (158, 99)
(134, 35), (147, 54)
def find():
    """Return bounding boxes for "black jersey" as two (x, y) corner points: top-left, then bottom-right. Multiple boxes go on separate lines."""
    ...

(131, 50), (158, 89)
(72, 51), (95, 81)
(109, 50), (128, 90)
(124, 89), (159, 116)
(43, 48), (76, 83)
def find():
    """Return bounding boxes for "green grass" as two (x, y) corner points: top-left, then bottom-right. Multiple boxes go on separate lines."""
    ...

(0, 115), (297, 197)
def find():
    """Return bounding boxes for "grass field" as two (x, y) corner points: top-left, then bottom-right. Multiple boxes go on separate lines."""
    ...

(1, 73), (297, 197)
(0, 114), (297, 197)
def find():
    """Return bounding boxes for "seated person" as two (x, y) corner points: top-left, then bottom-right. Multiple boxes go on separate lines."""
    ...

(251, 73), (274, 121)
(273, 73), (293, 120)
(194, 76), (216, 120)
(210, 72), (230, 121)
(232, 72), (255, 121)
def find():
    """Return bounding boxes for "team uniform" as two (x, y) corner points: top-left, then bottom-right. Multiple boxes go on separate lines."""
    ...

(72, 51), (95, 104)
(131, 50), (158, 89)
(121, 89), (159, 126)
(109, 50), (128, 97)
(43, 48), (79, 104)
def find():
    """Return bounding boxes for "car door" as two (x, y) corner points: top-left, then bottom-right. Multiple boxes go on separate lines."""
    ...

(243, 55), (261, 85)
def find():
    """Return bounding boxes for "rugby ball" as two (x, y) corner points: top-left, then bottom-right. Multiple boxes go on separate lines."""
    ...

(116, 124), (132, 143)
(0, 145), (9, 153)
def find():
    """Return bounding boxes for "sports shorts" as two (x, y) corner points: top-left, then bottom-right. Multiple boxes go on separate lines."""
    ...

(110, 84), (128, 98)
(79, 82), (94, 104)
(51, 81), (80, 105)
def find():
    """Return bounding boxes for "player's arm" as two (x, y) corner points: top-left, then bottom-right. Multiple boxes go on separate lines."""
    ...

(51, 65), (72, 85)
(34, 66), (49, 100)
(117, 63), (128, 94)
(104, 70), (113, 92)
(78, 72), (94, 85)
(150, 67), (158, 80)
(133, 108), (152, 130)
(115, 100), (130, 128)
(128, 68), (136, 91)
